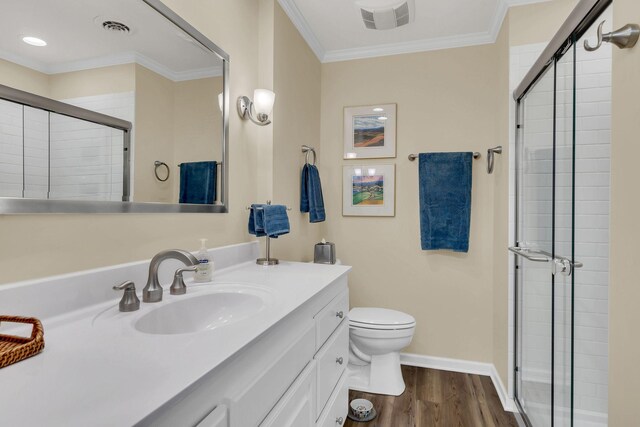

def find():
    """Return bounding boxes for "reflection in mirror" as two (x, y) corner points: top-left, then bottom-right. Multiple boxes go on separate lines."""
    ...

(0, 0), (228, 212)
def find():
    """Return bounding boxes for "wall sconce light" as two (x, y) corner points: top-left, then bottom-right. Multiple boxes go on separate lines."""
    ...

(237, 89), (275, 126)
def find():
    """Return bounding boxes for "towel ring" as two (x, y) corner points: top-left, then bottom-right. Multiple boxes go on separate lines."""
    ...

(302, 145), (317, 166)
(154, 161), (170, 182)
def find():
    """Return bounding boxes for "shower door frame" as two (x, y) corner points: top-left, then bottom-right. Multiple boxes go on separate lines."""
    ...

(512, 0), (612, 425)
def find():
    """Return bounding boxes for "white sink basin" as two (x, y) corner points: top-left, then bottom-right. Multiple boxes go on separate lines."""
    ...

(134, 288), (269, 335)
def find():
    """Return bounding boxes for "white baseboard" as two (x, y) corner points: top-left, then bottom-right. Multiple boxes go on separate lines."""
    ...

(400, 353), (516, 412)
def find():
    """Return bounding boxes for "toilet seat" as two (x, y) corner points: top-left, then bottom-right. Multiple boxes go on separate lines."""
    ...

(349, 307), (416, 330)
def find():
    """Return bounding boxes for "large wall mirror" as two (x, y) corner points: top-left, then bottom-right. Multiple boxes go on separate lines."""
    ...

(0, 0), (229, 213)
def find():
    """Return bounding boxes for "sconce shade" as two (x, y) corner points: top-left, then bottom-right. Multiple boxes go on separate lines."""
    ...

(217, 93), (223, 113)
(253, 89), (275, 115)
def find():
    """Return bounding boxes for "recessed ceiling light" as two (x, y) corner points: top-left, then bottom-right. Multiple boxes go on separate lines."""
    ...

(22, 36), (47, 47)
(373, 107), (384, 112)
(378, 116), (388, 121)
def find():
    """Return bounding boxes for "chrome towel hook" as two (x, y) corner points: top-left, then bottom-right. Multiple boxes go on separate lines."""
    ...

(584, 20), (640, 51)
(487, 146), (502, 174)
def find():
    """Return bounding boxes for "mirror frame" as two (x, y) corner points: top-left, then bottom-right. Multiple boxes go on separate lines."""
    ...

(0, 0), (229, 214)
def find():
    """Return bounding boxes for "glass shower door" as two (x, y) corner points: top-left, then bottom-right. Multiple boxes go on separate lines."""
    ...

(514, 42), (576, 426)
(515, 65), (555, 426)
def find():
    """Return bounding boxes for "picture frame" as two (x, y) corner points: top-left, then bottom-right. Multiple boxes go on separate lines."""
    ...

(342, 164), (395, 217)
(343, 104), (397, 159)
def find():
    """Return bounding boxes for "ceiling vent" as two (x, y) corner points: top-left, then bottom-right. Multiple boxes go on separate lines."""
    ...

(102, 20), (131, 34)
(102, 21), (131, 33)
(357, 0), (415, 30)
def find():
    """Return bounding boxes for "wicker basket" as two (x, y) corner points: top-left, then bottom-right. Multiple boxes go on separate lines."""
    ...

(0, 316), (45, 369)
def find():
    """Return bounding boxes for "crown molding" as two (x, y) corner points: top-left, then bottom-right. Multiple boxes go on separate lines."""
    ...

(277, 0), (326, 61)
(322, 30), (496, 62)
(277, 0), (552, 63)
(0, 50), (221, 82)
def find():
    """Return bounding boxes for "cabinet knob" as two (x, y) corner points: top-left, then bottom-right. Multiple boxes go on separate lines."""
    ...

(336, 311), (344, 319)
(336, 417), (344, 425)
(336, 356), (344, 365)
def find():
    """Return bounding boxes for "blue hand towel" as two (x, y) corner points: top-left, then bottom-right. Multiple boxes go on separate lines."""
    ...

(179, 161), (217, 204)
(300, 164), (325, 223)
(419, 152), (473, 252)
(262, 205), (290, 237)
(248, 204), (267, 237)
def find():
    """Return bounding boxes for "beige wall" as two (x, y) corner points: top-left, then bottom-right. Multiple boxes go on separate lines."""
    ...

(271, 2), (323, 261)
(49, 64), (135, 100)
(172, 76), (223, 201)
(320, 44), (503, 362)
(0, 58), (50, 97)
(610, 0), (640, 422)
(134, 64), (175, 203)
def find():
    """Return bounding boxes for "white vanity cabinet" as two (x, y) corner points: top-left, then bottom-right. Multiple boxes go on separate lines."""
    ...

(141, 274), (349, 427)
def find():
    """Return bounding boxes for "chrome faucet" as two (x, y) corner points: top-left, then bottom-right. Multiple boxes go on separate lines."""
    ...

(143, 249), (199, 302)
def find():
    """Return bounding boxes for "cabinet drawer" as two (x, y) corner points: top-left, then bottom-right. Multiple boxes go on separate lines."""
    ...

(230, 322), (315, 427)
(316, 371), (348, 427)
(260, 361), (316, 427)
(197, 404), (228, 427)
(314, 321), (348, 418)
(315, 289), (348, 351)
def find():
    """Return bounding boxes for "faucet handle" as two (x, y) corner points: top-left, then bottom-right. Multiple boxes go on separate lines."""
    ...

(113, 281), (141, 312)
(170, 266), (197, 295)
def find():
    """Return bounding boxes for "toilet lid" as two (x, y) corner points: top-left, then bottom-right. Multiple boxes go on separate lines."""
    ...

(349, 307), (416, 329)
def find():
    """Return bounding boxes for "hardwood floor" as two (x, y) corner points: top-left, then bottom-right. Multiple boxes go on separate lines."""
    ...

(344, 365), (518, 427)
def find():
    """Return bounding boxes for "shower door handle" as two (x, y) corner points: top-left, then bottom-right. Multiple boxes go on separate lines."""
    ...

(508, 246), (551, 262)
(553, 255), (583, 276)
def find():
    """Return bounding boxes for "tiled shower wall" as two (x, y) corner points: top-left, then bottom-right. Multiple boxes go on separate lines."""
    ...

(509, 15), (611, 425)
(0, 92), (133, 201)
(53, 92), (133, 201)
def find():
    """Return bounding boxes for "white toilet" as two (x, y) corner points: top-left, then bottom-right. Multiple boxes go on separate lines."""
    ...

(347, 307), (416, 396)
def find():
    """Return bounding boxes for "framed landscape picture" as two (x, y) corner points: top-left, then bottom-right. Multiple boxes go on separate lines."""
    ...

(343, 104), (397, 159)
(342, 164), (395, 217)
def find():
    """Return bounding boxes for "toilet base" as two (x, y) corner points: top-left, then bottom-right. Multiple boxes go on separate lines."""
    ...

(347, 352), (406, 396)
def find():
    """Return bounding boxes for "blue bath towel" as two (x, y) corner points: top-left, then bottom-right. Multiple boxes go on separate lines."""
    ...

(248, 204), (267, 237)
(300, 164), (325, 223)
(179, 161), (217, 204)
(262, 205), (290, 237)
(419, 152), (473, 252)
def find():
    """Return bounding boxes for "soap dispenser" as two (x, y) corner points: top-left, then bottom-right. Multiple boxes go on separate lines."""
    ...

(195, 238), (214, 282)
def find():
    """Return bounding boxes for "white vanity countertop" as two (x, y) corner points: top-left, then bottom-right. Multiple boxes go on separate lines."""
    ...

(0, 260), (350, 426)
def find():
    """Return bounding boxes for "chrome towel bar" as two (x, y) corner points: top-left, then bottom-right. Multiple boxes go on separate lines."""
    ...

(408, 152), (480, 161)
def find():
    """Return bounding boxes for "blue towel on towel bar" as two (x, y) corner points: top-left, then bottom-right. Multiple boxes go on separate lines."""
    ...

(300, 164), (325, 223)
(179, 161), (217, 204)
(248, 204), (290, 238)
(419, 152), (473, 252)
(263, 205), (290, 237)
(248, 204), (267, 237)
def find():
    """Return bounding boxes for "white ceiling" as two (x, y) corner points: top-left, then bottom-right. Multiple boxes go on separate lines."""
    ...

(277, 0), (552, 62)
(0, 0), (223, 81)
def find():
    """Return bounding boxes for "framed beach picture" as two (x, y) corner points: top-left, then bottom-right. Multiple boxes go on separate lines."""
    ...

(342, 164), (395, 217)
(343, 104), (397, 159)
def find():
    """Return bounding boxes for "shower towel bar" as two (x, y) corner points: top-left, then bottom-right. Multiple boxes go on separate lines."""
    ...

(408, 152), (480, 161)
(178, 162), (223, 166)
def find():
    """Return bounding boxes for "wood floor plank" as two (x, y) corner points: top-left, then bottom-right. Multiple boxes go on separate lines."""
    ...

(344, 366), (517, 427)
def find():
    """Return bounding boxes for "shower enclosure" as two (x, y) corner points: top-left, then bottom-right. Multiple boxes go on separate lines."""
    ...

(512, 1), (612, 425)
